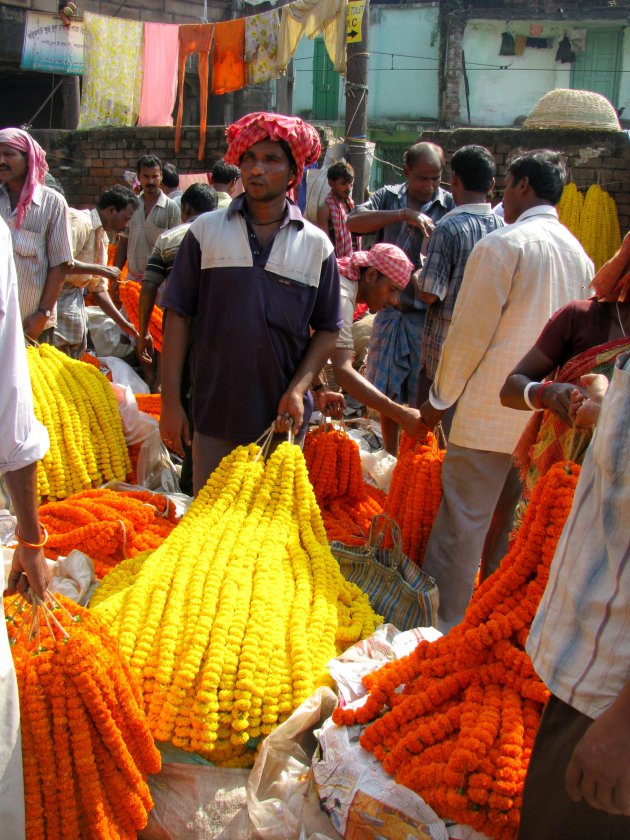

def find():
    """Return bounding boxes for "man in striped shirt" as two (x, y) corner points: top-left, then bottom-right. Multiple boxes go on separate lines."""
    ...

(519, 353), (630, 839)
(0, 128), (73, 343)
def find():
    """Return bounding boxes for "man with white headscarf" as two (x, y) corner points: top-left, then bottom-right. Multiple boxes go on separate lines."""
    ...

(0, 128), (73, 342)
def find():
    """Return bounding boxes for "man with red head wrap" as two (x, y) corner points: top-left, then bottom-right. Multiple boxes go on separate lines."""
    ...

(0, 128), (73, 342)
(160, 113), (342, 493)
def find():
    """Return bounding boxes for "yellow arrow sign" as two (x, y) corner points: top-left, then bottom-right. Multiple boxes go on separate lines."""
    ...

(346, 0), (366, 43)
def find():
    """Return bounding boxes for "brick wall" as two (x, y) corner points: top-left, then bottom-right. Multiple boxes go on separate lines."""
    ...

(30, 126), (231, 208)
(421, 127), (630, 235)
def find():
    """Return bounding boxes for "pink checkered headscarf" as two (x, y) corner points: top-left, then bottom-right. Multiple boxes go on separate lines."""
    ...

(337, 243), (413, 290)
(224, 112), (321, 186)
(0, 128), (48, 229)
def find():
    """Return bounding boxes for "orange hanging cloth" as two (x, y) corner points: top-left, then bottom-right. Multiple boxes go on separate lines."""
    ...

(211, 18), (246, 96)
(175, 23), (214, 160)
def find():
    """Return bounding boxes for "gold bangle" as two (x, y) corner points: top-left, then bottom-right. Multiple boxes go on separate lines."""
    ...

(15, 525), (48, 549)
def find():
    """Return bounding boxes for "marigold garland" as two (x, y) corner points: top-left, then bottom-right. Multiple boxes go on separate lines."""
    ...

(119, 280), (163, 353)
(39, 488), (179, 578)
(27, 345), (131, 501)
(304, 424), (387, 544)
(5, 593), (161, 840)
(90, 442), (381, 767)
(332, 461), (581, 840)
(134, 393), (161, 422)
(382, 431), (445, 566)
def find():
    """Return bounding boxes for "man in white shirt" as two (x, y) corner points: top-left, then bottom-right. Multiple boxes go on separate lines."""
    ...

(0, 216), (51, 840)
(419, 150), (593, 632)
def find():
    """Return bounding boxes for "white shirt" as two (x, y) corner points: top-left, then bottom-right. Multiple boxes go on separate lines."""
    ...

(0, 217), (49, 474)
(429, 206), (593, 453)
(0, 183), (73, 328)
(64, 208), (108, 293)
(336, 273), (358, 350)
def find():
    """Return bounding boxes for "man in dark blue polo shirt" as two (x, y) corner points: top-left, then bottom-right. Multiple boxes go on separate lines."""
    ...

(160, 113), (342, 494)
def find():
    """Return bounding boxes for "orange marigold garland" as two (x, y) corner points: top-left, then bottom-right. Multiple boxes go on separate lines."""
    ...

(382, 431), (445, 566)
(39, 488), (179, 578)
(135, 393), (161, 422)
(332, 461), (581, 840)
(5, 593), (161, 840)
(304, 423), (387, 543)
(119, 280), (163, 353)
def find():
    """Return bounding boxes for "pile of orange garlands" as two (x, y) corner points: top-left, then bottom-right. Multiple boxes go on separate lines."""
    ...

(135, 393), (161, 422)
(119, 280), (163, 353)
(304, 423), (385, 545)
(39, 488), (179, 578)
(333, 461), (581, 840)
(5, 593), (161, 839)
(382, 431), (445, 566)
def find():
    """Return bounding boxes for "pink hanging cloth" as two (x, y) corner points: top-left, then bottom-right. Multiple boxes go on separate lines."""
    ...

(138, 22), (180, 126)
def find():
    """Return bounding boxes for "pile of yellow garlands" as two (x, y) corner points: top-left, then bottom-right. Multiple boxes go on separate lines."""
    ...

(383, 432), (445, 566)
(333, 461), (581, 840)
(304, 423), (386, 545)
(557, 182), (622, 271)
(39, 488), (179, 578)
(90, 441), (381, 767)
(5, 593), (160, 840)
(27, 345), (130, 500)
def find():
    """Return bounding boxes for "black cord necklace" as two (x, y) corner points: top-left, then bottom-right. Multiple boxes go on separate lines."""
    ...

(246, 214), (284, 225)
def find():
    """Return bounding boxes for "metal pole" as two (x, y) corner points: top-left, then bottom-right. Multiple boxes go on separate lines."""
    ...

(345, 0), (369, 202)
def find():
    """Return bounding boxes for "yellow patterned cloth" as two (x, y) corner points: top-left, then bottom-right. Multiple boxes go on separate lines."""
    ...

(277, 0), (347, 74)
(79, 12), (144, 129)
(245, 10), (280, 84)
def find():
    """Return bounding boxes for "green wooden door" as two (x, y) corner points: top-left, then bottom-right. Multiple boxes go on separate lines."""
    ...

(571, 28), (623, 108)
(312, 37), (339, 120)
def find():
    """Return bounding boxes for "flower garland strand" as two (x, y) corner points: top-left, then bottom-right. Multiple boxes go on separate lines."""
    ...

(5, 594), (161, 840)
(332, 461), (581, 840)
(119, 280), (163, 353)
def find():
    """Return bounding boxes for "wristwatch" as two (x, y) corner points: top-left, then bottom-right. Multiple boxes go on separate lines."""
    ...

(37, 306), (52, 318)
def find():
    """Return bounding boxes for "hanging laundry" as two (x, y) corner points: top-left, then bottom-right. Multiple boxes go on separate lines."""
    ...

(212, 18), (247, 95)
(525, 36), (553, 49)
(78, 12), (143, 129)
(277, 0), (347, 75)
(569, 29), (587, 54)
(514, 35), (527, 57)
(178, 172), (211, 189)
(137, 22), (179, 127)
(174, 23), (214, 160)
(245, 9), (281, 84)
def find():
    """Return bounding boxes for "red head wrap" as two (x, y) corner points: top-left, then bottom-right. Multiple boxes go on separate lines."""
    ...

(224, 112), (321, 186)
(337, 243), (413, 290)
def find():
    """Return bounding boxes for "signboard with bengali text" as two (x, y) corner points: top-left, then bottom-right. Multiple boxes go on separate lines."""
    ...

(21, 12), (85, 75)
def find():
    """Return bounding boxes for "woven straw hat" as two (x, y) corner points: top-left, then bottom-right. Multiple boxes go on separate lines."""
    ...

(523, 89), (621, 131)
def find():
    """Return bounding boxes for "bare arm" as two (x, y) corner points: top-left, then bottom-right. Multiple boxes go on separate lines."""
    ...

(276, 329), (339, 432)
(92, 290), (138, 339)
(159, 309), (191, 456)
(137, 282), (160, 362)
(114, 236), (128, 270)
(331, 348), (424, 438)
(22, 263), (70, 340)
(500, 345), (582, 424)
(5, 463), (50, 600)
(65, 259), (121, 283)
(316, 203), (332, 239)
(347, 206), (435, 237)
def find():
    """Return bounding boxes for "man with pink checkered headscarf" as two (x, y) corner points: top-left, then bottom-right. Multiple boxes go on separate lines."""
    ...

(160, 113), (343, 492)
(0, 128), (73, 342)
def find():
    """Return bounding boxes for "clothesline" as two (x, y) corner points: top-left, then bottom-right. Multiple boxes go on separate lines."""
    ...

(79, 0), (348, 159)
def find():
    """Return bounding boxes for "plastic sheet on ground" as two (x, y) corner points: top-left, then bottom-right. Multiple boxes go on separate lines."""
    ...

(359, 448), (397, 493)
(87, 306), (135, 359)
(101, 354), (150, 393)
(247, 687), (343, 840)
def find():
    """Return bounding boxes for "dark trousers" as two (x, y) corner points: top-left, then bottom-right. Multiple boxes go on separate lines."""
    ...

(518, 694), (630, 840)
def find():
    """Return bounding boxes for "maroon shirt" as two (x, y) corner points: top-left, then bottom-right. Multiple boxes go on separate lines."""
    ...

(536, 298), (612, 368)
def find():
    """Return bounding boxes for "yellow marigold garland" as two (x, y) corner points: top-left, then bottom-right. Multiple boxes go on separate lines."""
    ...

(91, 442), (380, 767)
(333, 461), (581, 840)
(27, 345), (131, 500)
(5, 594), (161, 840)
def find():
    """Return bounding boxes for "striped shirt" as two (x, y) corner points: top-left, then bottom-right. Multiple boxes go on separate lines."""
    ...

(429, 206), (593, 453)
(120, 190), (180, 277)
(143, 221), (192, 301)
(55, 208), (108, 348)
(354, 183), (454, 310)
(0, 183), (73, 328)
(419, 204), (504, 378)
(527, 350), (630, 720)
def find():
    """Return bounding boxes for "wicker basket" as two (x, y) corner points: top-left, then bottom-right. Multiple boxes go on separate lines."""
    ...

(523, 89), (621, 131)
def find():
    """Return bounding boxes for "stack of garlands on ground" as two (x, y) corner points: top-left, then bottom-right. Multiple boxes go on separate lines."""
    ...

(303, 422), (386, 545)
(118, 280), (163, 353)
(135, 393), (162, 422)
(90, 440), (381, 767)
(333, 461), (581, 840)
(382, 431), (445, 566)
(27, 344), (130, 501)
(5, 592), (161, 839)
(39, 488), (179, 578)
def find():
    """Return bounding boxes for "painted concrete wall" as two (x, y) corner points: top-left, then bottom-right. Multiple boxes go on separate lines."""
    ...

(292, 2), (440, 122)
(461, 19), (629, 127)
